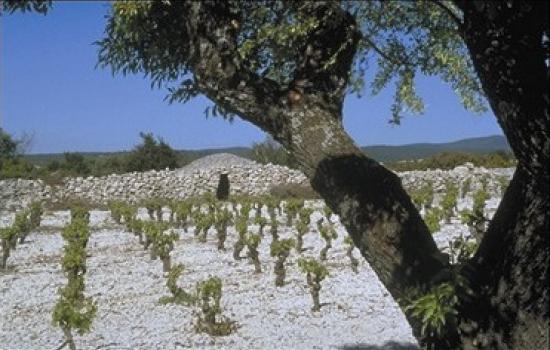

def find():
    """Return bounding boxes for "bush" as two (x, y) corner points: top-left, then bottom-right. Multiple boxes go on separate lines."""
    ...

(194, 277), (237, 336)
(270, 238), (294, 286)
(298, 258), (329, 312)
(53, 218), (96, 350)
(125, 132), (178, 172)
(1, 227), (18, 269)
(159, 264), (195, 305)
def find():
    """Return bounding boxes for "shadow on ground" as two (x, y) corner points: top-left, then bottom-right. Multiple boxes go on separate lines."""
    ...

(338, 341), (419, 350)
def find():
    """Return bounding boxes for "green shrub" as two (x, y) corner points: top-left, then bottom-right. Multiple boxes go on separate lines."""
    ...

(153, 229), (179, 272)
(159, 264), (195, 305)
(53, 218), (96, 350)
(214, 208), (233, 251)
(194, 277), (237, 336)
(245, 233), (262, 273)
(318, 221), (337, 261)
(1, 227), (18, 269)
(14, 210), (31, 244)
(108, 201), (124, 224)
(297, 258), (329, 311)
(424, 208), (443, 234)
(29, 201), (43, 229)
(409, 181), (434, 210)
(295, 207), (313, 252)
(440, 182), (458, 223)
(233, 216), (248, 260)
(127, 218), (145, 244)
(404, 282), (461, 348)
(460, 188), (488, 243)
(125, 132), (178, 172)
(143, 221), (169, 259)
(70, 205), (90, 226)
(270, 238), (294, 286)
(254, 216), (268, 236)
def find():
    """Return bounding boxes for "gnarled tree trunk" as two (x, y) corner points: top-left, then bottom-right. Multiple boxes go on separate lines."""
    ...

(451, 1), (550, 348)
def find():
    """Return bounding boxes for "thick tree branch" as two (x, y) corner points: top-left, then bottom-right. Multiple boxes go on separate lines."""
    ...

(429, 0), (463, 28)
(182, 2), (448, 323)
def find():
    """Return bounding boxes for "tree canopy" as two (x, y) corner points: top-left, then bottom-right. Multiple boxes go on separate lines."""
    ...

(96, 1), (485, 124)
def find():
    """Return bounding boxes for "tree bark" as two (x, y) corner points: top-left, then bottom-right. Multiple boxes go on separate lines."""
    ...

(449, 2), (550, 349)
(185, 2), (448, 305)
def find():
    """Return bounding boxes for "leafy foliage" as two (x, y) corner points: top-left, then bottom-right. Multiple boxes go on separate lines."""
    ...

(194, 276), (237, 336)
(424, 207), (443, 234)
(96, 1), (485, 125)
(298, 257), (329, 311)
(159, 263), (195, 305)
(125, 132), (178, 172)
(53, 217), (96, 349)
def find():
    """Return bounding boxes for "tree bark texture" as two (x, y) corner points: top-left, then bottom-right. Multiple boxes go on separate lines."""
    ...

(450, 2), (550, 348)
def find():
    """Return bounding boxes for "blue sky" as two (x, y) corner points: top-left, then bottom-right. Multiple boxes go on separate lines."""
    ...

(1, 2), (503, 154)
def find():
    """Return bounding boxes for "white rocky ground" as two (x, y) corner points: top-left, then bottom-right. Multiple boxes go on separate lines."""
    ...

(0, 196), (501, 350)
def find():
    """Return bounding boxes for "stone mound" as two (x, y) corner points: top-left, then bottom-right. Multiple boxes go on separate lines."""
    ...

(177, 153), (257, 175)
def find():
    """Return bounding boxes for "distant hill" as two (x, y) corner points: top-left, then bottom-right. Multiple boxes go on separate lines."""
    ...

(361, 135), (511, 162)
(24, 135), (510, 166)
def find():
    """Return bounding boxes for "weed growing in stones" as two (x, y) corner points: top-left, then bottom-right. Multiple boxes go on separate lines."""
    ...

(298, 258), (329, 312)
(270, 238), (294, 286)
(194, 277), (237, 336)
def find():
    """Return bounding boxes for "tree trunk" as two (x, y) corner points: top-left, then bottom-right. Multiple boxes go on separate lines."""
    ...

(178, 2), (548, 346)
(448, 2), (550, 348)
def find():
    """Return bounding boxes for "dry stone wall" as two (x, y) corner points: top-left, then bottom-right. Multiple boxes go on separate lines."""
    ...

(0, 153), (514, 211)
